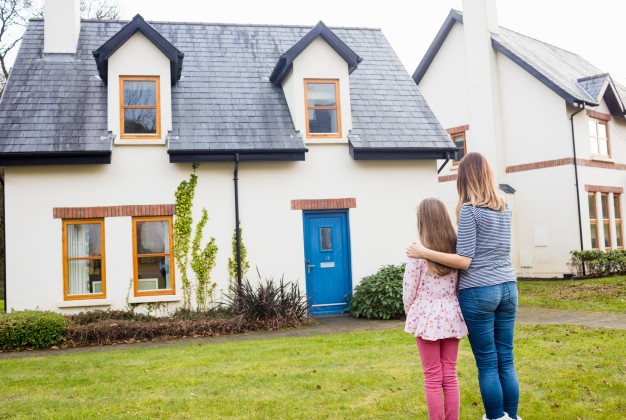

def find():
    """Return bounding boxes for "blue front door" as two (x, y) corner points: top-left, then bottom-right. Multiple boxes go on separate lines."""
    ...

(303, 211), (352, 315)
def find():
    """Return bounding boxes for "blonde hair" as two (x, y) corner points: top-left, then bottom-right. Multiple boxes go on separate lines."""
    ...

(455, 152), (506, 220)
(417, 198), (457, 276)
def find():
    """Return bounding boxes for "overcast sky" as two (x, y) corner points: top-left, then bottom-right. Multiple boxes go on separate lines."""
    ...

(112, 0), (625, 84)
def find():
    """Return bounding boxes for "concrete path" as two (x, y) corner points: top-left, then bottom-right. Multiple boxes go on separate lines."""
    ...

(0, 307), (624, 359)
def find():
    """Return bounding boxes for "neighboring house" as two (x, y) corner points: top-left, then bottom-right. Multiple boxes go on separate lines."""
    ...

(0, 0), (455, 314)
(414, 0), (626, 277)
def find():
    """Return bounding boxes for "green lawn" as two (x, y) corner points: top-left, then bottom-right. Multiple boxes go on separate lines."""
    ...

(0, 325), (624, 418)
(518, 276), (626, 313)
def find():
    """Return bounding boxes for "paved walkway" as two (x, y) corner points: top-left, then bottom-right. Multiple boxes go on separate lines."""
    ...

(1, 307), (624, 359)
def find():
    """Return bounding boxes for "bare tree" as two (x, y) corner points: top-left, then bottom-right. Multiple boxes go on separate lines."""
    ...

(0, 0), (120, 95)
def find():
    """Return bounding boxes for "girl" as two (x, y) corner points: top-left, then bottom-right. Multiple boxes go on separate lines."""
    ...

(403, 197), (468, 420)
(407, 153), (521, 420)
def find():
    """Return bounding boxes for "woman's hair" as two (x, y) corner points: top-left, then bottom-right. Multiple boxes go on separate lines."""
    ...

(455, 152), (506, 219)
(417, 198), (457, 276)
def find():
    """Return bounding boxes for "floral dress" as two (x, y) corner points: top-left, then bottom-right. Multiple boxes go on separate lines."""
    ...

(403, 258), (468, 341)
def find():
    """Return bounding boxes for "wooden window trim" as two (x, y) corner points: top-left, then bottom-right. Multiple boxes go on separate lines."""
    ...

(589, 192), (599, 250)
(589, 118), (610, 158)
(451, 132), (466, 166)
(63, 219), (106, 301)
(132, 216), (175, 297)
(600, 193), (612, 250)
(615, 194), (623, 249)
(304, 79), (342, 139)
(119, 76), (161, 140)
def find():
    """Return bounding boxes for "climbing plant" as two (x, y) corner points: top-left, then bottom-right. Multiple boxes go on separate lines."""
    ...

(174, 168), (198, 310)
(227, 225), (250, 290)
(191, 208), (218, 310)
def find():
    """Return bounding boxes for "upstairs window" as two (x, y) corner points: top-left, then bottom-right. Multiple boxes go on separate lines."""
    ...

(304, 79), (341, 138)
(451, 132), (466, 165)
(589, 118), (609, 157)
(120, 76), (161, 139)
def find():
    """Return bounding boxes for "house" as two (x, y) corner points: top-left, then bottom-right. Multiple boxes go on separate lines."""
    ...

(0, 0), (455, 314)
(414, 0), (626, 277)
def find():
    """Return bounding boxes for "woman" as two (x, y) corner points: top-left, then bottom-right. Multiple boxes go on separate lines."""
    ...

(407, 152), (520, 420)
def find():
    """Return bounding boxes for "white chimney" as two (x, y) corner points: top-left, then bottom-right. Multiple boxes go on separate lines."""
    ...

(462, 0), (504, 179)
(44, 0), (81, 54)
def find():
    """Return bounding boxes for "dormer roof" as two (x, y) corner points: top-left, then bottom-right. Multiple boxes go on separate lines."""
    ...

(92, 14), (184, 86)
(269, 21), (362, 86)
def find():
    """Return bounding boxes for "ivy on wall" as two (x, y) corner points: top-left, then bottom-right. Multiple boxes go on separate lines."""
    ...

(191, 209), (218, 310)
(227, 226), (250, 290)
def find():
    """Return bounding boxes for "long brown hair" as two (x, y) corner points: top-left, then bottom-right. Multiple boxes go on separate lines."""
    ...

(455, 152), (506, 220)
(417, 198), (457, 276)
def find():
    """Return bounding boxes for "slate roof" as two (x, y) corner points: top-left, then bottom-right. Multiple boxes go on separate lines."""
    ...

(414, 9), (626, 113)
(0, 17), (455, 166)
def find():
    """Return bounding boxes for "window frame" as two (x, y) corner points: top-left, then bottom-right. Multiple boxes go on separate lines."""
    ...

(588, 192), (599, 250)
(62, 219), (106, 301)
(451, 132), (466, 166)
(600, 193), (612, 250)
(119, 75), (161, 140)
(132, 216), (175, 297)
(615, 194), (623, 250)
(304, 79), (342, 139)
(589, 118), (610, 157)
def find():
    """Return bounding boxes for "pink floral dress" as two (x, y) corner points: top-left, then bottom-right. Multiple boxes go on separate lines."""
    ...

(403, 258), (468, 341)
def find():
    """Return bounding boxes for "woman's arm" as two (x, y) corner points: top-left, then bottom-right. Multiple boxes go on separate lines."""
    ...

(406, 242), (472, 270)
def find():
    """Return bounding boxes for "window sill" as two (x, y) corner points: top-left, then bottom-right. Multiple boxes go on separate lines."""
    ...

(128, 295), (181, 304)
(591, 154), (613, 163)
(115, 139), (166, 146)
(57, 299), (112, 308)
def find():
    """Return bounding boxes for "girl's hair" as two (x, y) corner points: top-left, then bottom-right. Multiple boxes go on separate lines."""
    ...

(417, 198), (457, 276)
(455, 152), (506, 219)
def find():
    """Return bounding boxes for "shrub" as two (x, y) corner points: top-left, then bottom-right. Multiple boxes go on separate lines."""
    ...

(66, 309), (155, 326)
(0, 310), (67, 350)
(568, 249), (626, 277)
(226, 271), (309, 322)
(349, 264), (406, 320)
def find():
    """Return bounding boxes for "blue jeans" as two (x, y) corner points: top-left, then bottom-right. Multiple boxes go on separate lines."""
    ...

(458, 282), (520, 419)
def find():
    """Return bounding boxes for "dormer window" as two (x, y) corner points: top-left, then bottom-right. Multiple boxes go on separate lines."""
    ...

(305, 79), (341, 138)
(120, 76), (161, 139)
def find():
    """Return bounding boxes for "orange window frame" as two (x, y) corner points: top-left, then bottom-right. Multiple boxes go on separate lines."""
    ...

(119, 76), (161, 139)
(615, 194), (623, 249)
(600, 193), (612, 250)
(451, 132), (466, 166)
(588, 192), (599, 250)
(589, 118), (610, 157)
(62, 219), (106, 300)
(304, 79), (342, 138)
(132, 216), (175, 297)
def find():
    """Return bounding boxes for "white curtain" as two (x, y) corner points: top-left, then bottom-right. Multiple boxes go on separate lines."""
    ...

(68, 225), (90, 295)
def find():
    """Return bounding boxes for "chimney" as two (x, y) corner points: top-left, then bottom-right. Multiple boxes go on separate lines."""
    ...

(44, 0), (81, 54)
(462, 0), (504, 179)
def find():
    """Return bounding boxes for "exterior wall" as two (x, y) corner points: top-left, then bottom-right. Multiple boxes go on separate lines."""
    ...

(107, 33), (172, 145)
(281, 38), (352, 143)
(4, 145), (437, 312)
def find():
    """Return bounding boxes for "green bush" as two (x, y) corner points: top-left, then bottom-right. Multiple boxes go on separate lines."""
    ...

(0, 310), (67, 350)
(349, 264), (406, 320)
(568, 249), (626, 277)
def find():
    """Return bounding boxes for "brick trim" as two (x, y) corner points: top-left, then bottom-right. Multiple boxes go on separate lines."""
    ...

(585, 185), (624, 194)
(291, 198), (356, 210)
(53, 204), (176, 219)
(506, 158), (626, 173)
(586, 110), (612, 121)
(445, 124), (469, 135)
(438, 174), (458, 183)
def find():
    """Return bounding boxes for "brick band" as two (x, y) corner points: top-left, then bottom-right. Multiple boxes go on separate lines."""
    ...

(291, 198), (356, 210)
(585, 185), (624, 194)
(53, 204), (176, 219)
(445, 124), (469, 135)
(438, 174), (458, 183)
(586, 110), (611, 121)
(506, 158), (626, 173)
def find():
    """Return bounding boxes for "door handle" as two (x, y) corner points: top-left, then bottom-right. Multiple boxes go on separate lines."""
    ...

(306, 260), (316, 274)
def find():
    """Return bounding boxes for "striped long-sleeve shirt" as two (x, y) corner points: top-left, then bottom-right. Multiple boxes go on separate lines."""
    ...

(456, 203), (516, 289)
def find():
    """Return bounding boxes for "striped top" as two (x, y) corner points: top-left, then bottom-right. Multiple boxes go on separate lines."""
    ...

(456, 204), (516, 289)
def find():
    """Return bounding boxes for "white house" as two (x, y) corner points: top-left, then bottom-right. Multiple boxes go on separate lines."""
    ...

(414, 0), (626, 277)
(0, 0), (455, 314)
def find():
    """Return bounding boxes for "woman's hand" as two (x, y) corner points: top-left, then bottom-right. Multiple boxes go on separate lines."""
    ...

(406, 241), (427, 259)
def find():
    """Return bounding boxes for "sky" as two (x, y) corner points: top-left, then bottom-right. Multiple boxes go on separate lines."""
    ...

(110, 0), (626, 85)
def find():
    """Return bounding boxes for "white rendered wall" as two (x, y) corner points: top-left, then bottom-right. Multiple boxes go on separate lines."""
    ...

(4, 145), (437, 312)
(107, 33), (173, 145)
(281, 37), (352, 143)
(44, 0), (80, 54)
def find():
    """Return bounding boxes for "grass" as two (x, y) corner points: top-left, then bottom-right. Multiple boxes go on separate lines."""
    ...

(0, 325), (624, 418)
(0, 299), (3, 312)
(518, 276), (626, 313)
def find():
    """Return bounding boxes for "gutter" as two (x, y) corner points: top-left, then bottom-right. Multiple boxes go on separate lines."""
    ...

(233, 153), (242, 295)
(569, 102), (586, 274)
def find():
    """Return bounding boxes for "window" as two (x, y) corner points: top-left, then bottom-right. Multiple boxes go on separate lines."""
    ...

(589, 119), (609, 157)
(615, 194), (623, 249)
(304, 79), (341, 138)
(451, 132), (466, 165)
(63, 219), (106, 300)
(588, 193), (598, 249)
(120, 76), (161, 139)
(600, 193), (611, 250)
(133, 216), (175, 296)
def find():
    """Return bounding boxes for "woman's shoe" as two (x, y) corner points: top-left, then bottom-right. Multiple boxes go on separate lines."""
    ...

(482, 414), (510, 420)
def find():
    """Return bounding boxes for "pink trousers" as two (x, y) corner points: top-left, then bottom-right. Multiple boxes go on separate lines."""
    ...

(416, 337), (461, 420)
